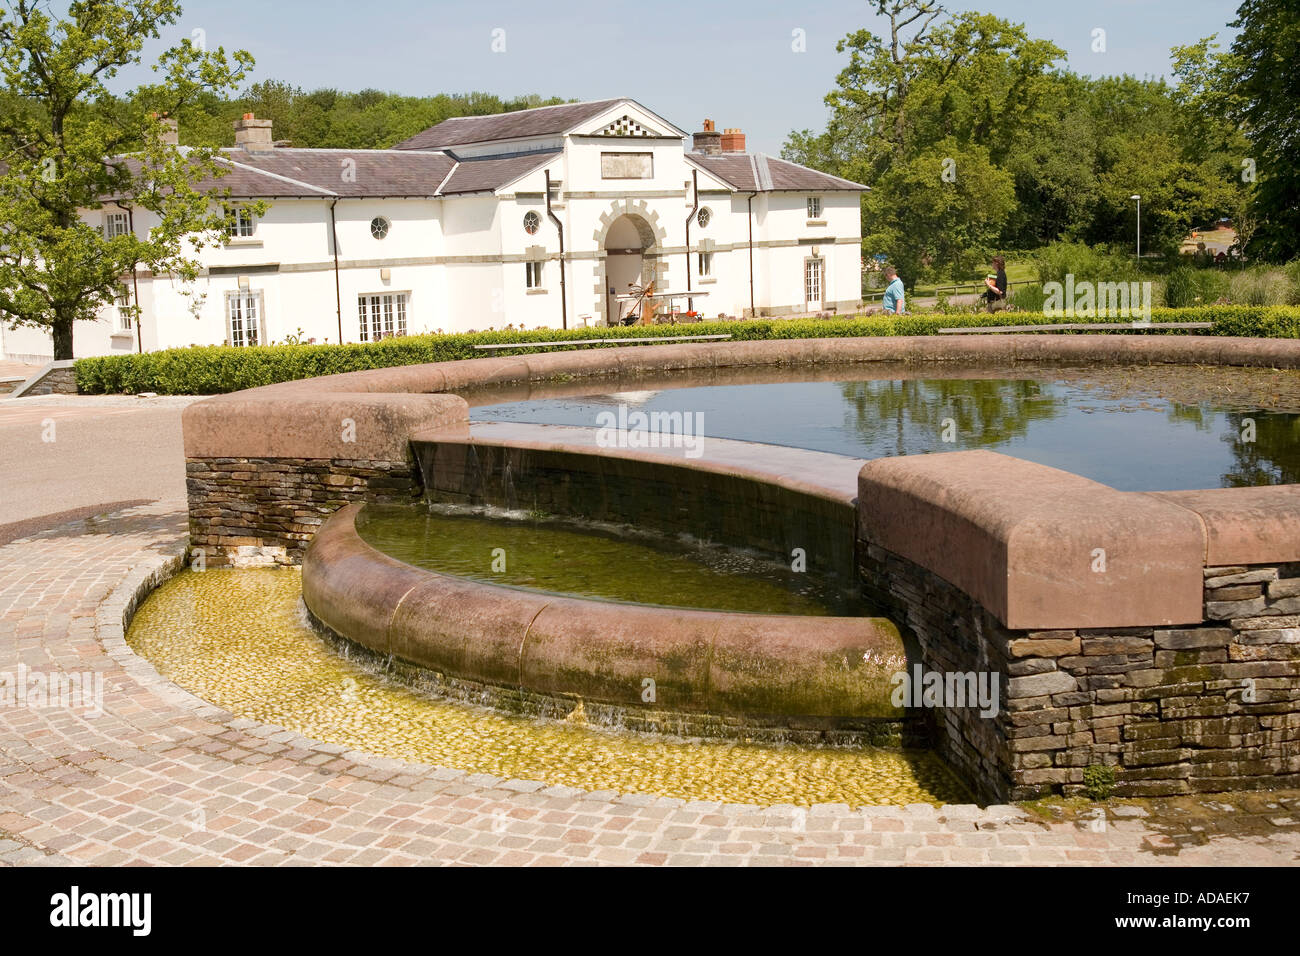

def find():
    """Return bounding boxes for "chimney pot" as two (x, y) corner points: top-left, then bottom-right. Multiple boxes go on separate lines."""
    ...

(720, 128), (746, 153)
(235, 113), (274, 151)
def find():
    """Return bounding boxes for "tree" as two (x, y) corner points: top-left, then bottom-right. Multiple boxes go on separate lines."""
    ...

(862, 139), (1015, 285)
(0, 0), (255, 359)
(1221, 0), (1300, 260)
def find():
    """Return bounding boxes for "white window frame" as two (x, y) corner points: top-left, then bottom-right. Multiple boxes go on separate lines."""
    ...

(525, 260), (544, 290)
(697, 252), (713, 277)
(357, 292), (410, 342)
(226, 291), (263, 347)
(114, 287), (133, 332)
(227, 206), (257, 239)
(103, 211), (129, 238)
(807, 196), (822, 220)
(804, 258), (823, 308)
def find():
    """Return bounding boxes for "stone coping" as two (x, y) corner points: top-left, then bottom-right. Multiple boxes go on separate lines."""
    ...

(183, 334), (1300, 462)
(859, 451), (1208, 630)
(303, 503), (904, 725)
(417, 421), (867, 506)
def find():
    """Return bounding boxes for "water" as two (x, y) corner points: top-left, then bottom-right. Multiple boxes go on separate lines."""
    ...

(125, 568), (966, 806)
(470, 367), (1300, 491)
(357, 504), (864, 615)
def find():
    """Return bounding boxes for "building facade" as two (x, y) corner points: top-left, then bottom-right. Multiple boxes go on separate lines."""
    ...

(0, 99), (866, 362)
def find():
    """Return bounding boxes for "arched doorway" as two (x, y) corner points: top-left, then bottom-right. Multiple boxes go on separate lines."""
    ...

(603, 214), (655, 325)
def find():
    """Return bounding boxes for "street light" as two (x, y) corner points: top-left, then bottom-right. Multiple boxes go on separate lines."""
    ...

(1130, 194), (1141, 263)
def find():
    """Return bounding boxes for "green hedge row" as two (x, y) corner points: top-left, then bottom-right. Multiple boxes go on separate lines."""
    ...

(74, 304), (1300, 395)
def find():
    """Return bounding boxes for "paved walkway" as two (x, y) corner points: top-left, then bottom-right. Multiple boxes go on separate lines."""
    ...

(2, 400), (1299, 865)
(1, 500), (1298, 865)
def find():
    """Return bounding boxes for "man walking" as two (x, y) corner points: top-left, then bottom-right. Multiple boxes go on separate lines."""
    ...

(880, 266), (905, 315)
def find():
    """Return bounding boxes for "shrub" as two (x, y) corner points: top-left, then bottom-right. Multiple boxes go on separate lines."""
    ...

(1032, 241), (1139, 288)
(72, 304), (1300, 395)
(1082, 764), (1116, 801)
(1229, 268), (1294, 307)
(1164, 267), (1199, 309)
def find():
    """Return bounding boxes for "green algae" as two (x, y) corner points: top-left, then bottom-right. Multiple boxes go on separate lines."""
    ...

(126, 567), (967, 806)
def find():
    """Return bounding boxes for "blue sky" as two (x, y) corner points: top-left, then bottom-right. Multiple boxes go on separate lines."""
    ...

(139, 0), (1241, 153)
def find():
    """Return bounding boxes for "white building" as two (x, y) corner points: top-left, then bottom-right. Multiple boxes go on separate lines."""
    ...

(0, 98), (866, 362)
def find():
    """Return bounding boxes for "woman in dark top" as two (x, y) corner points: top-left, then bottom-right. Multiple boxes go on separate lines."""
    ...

(983, 256), (1008, 310)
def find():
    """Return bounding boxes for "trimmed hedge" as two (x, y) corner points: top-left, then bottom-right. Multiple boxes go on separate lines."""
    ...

(74, 304), (1300, 396)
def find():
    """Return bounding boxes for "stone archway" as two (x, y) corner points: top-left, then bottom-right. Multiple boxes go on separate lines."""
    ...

(592, 200), (669, 325)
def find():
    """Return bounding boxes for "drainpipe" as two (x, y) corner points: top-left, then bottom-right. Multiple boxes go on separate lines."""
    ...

(685, 170), (698, 314)
(125, 204), (143, 353)
(545, 170), (567, 330)
(746, 192), (756, 317)
(329, 199), (343, 344)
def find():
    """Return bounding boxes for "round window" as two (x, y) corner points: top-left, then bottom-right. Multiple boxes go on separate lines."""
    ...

(696, 207), (712, 228)
(370, 217), (390, 239)
(523, 211), (541, 235)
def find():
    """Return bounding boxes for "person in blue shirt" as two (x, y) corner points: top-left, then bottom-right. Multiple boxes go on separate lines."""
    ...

(880, 266), (905, 314)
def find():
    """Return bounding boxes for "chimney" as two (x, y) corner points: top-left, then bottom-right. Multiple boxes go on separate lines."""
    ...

(234, 112), (273, 152)
(692, 118), (722, 156)
(721, 127), (746, 153)
(150, 113), (179, 146)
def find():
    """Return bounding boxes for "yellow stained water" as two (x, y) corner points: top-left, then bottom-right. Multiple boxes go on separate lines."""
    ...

(126, 568), (967, 806)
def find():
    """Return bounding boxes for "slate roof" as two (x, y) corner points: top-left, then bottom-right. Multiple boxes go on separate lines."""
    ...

(219, 148), (456, 198)
(395, 99), (627, 151)
(438, 150), (562, 195)
(686, 152), (868, 192)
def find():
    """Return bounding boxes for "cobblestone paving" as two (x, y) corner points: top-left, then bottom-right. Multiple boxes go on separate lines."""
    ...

(2, 501), (1299, 866)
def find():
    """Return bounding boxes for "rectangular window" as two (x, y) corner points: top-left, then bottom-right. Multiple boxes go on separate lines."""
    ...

(115, 288), (133, 331)
(357, 293), (409, 341)
(697, 252), (713, 277)
(807, 197), (822, 219)
(226, 207), (256, 239)
(525, 261), (544, 289)
(805, 258), (823, 306)
(104, 212), (129, 238)
(227, 292), (261, 347)
(600, 152), (653, 180)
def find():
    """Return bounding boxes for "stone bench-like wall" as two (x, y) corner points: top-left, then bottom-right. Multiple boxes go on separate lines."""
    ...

(858, 453), (1300, 802)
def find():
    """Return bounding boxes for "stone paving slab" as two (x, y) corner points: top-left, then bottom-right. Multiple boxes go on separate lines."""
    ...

(1, 501), (1299, 865)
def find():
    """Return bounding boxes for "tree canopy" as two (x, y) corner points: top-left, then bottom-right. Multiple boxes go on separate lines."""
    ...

(784, 0), (1278, 284)
(0, 0), (255, 359)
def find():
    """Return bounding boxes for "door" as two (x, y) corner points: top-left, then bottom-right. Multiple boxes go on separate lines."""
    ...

(804, 258), (823, 312)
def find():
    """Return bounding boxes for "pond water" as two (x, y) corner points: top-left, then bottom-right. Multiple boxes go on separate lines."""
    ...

(125, 569), (965, 806)
(470, 368), (1300, 491)
(357, 504), (865, 615)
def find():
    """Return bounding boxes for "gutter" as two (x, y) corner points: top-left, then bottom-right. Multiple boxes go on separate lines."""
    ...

(124, 204), (143, 353)
(544, 170), (567, 330)
(329, 199), (343, 344)
(746, 192), (756, 317)
(685, 169), (698, 314)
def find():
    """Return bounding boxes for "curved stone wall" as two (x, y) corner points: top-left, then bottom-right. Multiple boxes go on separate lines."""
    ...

(303, 504), (906, 734)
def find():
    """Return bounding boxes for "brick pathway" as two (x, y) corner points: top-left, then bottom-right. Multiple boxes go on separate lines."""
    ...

(2, 501), (1299, 865)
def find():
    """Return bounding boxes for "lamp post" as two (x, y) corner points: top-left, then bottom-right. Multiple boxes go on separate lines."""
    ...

(1130, 194), (1141, 264)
